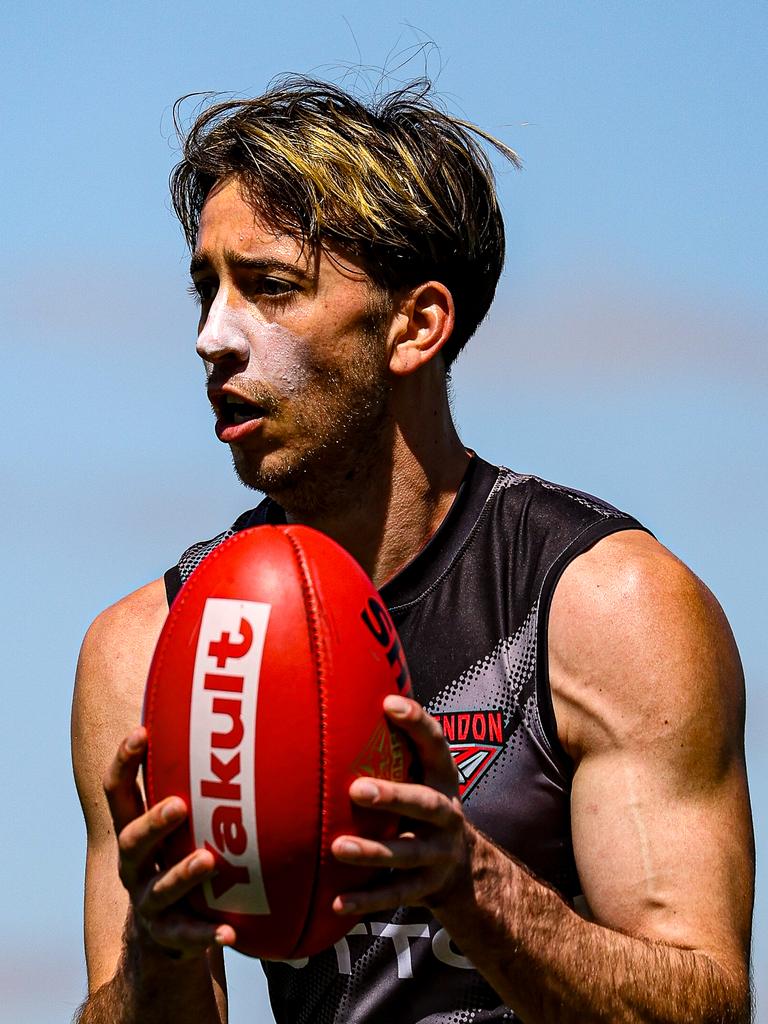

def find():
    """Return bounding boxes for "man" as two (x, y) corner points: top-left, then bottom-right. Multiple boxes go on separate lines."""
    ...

(72, 78), (754, 1023)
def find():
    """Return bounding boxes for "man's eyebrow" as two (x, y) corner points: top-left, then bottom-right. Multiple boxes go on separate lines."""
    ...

(189, 250), (210, 276)
(189, 248), (309, 278)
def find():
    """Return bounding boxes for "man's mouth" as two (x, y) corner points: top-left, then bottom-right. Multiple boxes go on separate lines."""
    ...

(218, 394), (269, 425)
(209, 390), (277, 443)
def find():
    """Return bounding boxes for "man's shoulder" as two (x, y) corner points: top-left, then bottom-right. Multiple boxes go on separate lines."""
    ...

(75, 579), (168, 725)
(82, 579), (169, 663)
(551, 529), (721, 637)
(549, 529), (743, 758)
(73, 580), (169, 832)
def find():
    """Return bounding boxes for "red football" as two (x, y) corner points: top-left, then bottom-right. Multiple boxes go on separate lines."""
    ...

(143, 525), (412, 959)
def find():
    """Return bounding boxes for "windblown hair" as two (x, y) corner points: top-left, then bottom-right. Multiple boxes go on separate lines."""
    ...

(170, 77), (520, 365)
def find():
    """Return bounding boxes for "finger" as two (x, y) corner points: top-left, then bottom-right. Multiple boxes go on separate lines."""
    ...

(140, 847), (217, 916)
(103, 728), (148, 833)
(144, 913), (236, 957)
(383, 697), (459, 792)
(349, 776), (462, 828)
(333, 871), (429, 916)
(117, 796), (187, 890)
(332, 833), (442, 870)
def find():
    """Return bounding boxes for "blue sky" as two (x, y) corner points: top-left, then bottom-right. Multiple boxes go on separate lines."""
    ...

(2, 2), (766, 1021)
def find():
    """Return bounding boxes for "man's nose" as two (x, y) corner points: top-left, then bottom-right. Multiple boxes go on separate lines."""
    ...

(196, 292), (250, 364)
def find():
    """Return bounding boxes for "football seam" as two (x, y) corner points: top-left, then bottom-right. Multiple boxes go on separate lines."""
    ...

(283, 527), (331, 958)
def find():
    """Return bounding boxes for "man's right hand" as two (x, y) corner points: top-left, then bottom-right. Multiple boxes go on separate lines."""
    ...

(73, 581), (229, 1022)
(104, 726), (237, 959)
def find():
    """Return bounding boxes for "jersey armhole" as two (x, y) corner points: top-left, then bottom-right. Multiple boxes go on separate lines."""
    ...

(164, 565), (182, 607)
(535, 519), (654, 775)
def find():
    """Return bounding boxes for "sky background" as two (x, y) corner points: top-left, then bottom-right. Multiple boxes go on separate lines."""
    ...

(2, 2), (765, 1021)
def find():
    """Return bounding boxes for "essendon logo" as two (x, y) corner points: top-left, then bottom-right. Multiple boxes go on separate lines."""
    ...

(189, 598), (271, 914)
(432, 710), (505, 800)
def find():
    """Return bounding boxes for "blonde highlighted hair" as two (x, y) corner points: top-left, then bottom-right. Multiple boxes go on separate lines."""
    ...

(171, 77), (520, 365)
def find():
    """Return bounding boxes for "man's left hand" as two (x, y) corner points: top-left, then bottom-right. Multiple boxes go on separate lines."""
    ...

(331, 695), (475, 915)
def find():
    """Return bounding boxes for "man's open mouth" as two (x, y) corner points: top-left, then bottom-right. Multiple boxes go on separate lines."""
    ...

(217, 394), (269, 425)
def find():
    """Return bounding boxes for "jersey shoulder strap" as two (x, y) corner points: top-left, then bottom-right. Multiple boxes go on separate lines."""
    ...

(163, 497), (282, 606)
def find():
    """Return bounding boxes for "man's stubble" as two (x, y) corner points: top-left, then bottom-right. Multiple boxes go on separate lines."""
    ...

(230, 306), (395, 520)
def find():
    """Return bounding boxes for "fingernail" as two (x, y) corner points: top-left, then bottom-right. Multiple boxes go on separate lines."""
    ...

(126, 729), (144, 752)
(384, 695), (409, 717)
(188, 853), (208, 873)
(337, 840), (361, 856)
(214, 927), (230, 945)
(354, 780), (379, 801)
(161, 799), (184, 823)
(339, 897), (357, 913)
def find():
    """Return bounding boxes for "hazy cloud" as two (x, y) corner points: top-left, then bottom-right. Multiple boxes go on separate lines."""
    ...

(462, 275), (768, 384)
(8, 261), (766, 386)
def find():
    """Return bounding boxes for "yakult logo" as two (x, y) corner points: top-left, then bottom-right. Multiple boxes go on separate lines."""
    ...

(189, 598), (271, 914)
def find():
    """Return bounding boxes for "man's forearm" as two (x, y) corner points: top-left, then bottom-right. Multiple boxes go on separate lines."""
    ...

(75, 923), (223, 1024)
(432, 832), (750, 1024)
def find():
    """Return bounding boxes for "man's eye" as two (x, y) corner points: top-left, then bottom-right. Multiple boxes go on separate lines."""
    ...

(188, 280), (217, 305)
(258, 277), (297, 297)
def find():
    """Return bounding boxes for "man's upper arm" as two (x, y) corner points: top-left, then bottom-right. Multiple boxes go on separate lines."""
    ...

(549, 530), (753, 978)
(71, 579), (169, 990)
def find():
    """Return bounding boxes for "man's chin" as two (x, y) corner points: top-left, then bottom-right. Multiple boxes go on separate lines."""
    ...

(232, 448), (293, 493)
(230, 447), (321, 506)
(231, 445), (370, 520)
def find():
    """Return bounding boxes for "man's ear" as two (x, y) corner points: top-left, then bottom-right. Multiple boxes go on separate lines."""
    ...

(388, 282), (455, 376)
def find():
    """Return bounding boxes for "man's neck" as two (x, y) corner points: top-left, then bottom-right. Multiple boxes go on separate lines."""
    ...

(284, 372), (469, 588)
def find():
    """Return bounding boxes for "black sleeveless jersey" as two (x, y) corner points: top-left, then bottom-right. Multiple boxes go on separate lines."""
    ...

(165, 456), (647, 1023)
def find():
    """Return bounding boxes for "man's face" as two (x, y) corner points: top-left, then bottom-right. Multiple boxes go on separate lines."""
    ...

(190, 178), (393, 514)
